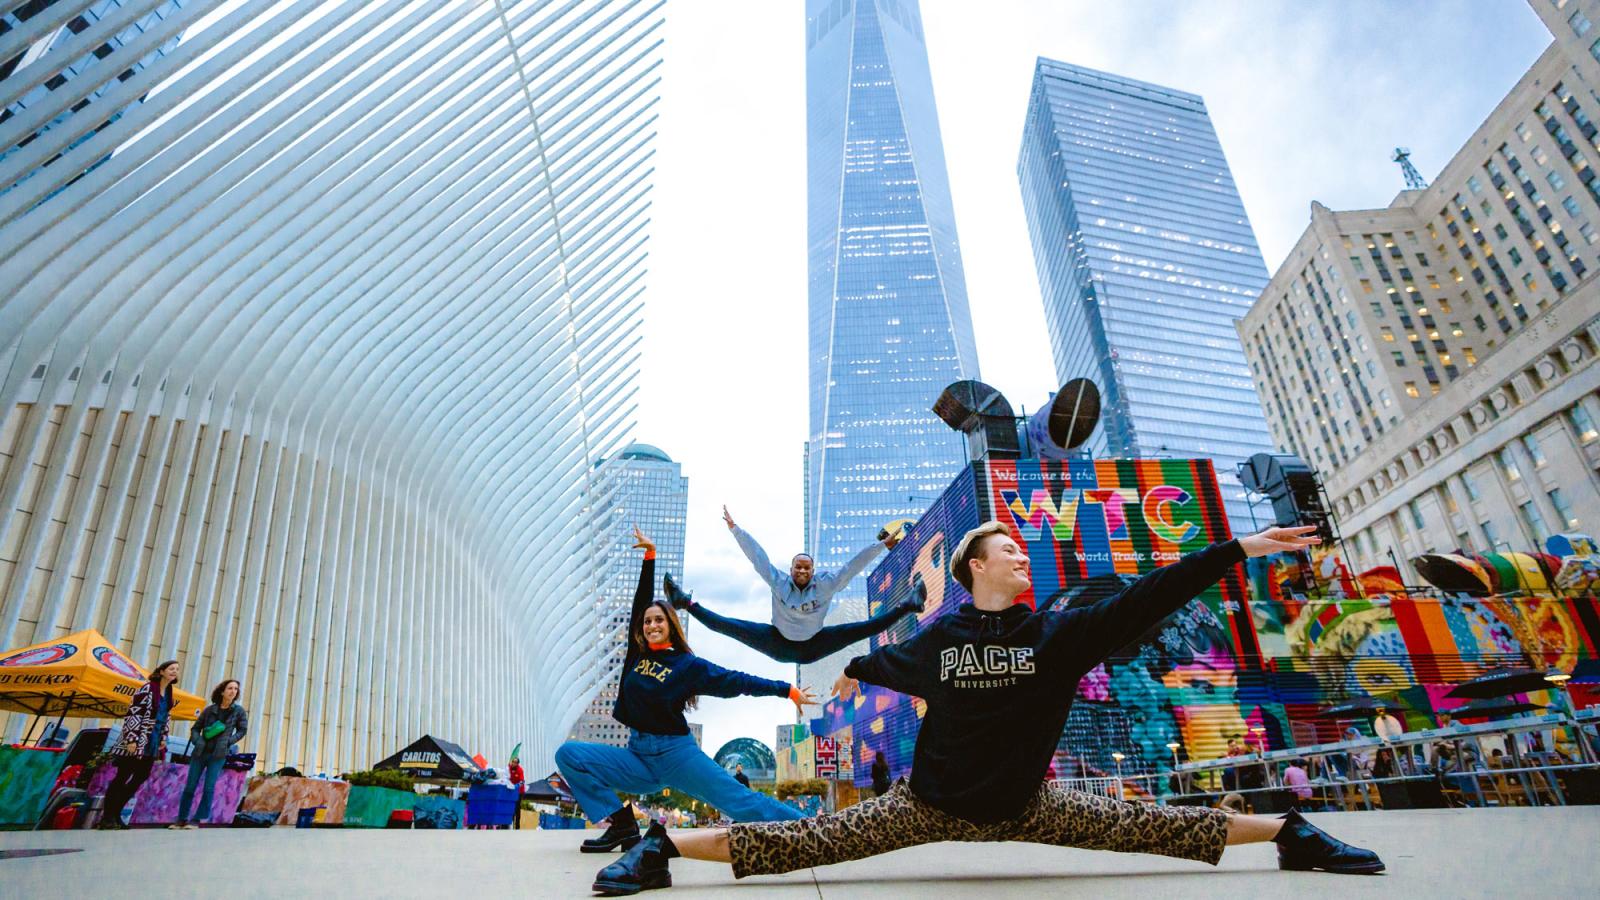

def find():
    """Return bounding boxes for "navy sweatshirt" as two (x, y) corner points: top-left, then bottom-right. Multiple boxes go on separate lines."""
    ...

(844, 539), (1246, 824)
(611, 554), (791, 736)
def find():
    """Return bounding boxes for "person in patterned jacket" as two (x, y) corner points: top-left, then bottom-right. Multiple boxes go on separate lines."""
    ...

(590, 522), (1386, 895)
(98, 658), (181, 829)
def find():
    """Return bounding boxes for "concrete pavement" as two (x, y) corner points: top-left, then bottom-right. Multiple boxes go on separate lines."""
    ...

(1, 806), (1594, 898)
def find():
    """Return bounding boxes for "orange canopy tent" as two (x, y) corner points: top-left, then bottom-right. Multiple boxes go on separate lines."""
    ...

(0, 629), (204, 723)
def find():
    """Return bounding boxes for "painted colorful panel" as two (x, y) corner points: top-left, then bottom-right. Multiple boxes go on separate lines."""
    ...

(816, 459), (1600, 795)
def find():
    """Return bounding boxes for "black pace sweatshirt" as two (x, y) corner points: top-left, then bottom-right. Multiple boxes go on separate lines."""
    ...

(843, 539), (1245, 824)
(611, 553), (791, 737)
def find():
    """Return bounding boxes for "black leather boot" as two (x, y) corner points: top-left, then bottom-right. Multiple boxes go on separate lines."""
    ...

(580, 804), (641, 854)
(592, 820), (678, 895)
(1275, 809), (1385, 874)
(662, 573), (693, 611)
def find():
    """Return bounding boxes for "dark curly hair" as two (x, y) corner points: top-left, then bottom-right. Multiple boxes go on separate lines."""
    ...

(210, 678), (241, 705)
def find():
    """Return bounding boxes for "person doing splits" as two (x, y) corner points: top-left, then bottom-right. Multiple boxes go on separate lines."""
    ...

(555, 527), (815, 855)
(660, 506), (921, 665)
(590, 522), (1385, 895)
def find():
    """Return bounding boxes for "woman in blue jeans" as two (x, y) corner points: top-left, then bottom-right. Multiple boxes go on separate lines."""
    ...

(172, 678), (248, 828)
(556, 527), (814, 854)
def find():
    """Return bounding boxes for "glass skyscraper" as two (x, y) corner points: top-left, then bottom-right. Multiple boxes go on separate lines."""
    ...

(569, 443), (689, 749)
(802, 0), (979, 689)
(1017, 58), (1273, 533)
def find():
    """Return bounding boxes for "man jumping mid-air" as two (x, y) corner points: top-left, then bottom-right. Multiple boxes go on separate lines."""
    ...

(661, 506), (921, 665)
(594, 521), (1385, 894)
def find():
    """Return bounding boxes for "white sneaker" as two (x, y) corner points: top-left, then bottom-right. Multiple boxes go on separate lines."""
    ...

(168, 823), (186, 830)
(184, 823), (199, 830)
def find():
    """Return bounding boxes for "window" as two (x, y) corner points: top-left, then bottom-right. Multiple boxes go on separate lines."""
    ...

(1516, 121), (1532, 141)
(1442, 488), (1459, 515)
(1456, 532), (1473, 552)
(1494, 223), (1510, 240)
(1497, 448), (1522, 482)
(1481, 519), (1503, 549)
(1449, 321), (1464, 336)
(1360, 279), (1374, 294)
(1405, 381), (1420, 398)
(1568, 403), (1599, 442)
(1522, 433), (1547, 467)
(1366, 360), (1378, 377)
(1549, 489), (1579, 529)
(1571, 8), (1593, 35)
(1381, 326), (1395, 342)
(1408, 500), (1426, 530)
(1467, 175), (1483, 194)
(1591, 36), (1600, 64)
(1562, 196), (1582, 218)
(1474, 314), (1488, 331)
(1392, 351), (1407, 366)
(1508, 247), (1523, 266)
(1464, 347), (1477, 366)
(1522, 272), (1537, 291)
(1548, 170), (1567, 191)
(1531, 145), (1551, 167)
(1380, 389), (1393, 408)
(1584, 222), (1600, 244)
(1520, 501), (1551, 542)
(1370, 301), (1386, 318)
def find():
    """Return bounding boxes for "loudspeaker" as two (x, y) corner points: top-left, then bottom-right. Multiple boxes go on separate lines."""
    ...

(932, 380), (1019, 461)
(1023, 378), (1100, 460)
(1238, 452), (1335, 543)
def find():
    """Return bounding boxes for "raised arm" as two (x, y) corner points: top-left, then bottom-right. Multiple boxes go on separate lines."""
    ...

(624, 526), (658, 662)
(726, 507), (783, 589)
(1045, 540), (1243, 664)
(812, 537), (886, 602)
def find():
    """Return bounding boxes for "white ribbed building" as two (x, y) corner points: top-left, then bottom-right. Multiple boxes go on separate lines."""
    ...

(0, 0), (664, 775)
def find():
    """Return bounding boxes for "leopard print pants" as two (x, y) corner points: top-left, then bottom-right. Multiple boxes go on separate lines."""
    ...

(727, 780), (1229, 879)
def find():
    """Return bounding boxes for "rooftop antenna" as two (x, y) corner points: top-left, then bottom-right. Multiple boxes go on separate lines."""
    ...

(1392, 147), (1428, 190)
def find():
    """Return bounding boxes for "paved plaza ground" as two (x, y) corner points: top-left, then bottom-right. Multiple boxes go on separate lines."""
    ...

(1, 806), (1594, 898)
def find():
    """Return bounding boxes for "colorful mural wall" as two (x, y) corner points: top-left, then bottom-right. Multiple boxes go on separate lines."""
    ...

(809, 458), (1600, 791)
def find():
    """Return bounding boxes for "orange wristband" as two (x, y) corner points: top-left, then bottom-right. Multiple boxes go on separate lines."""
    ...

(788, 685), (804, 705)
(643, 548), (656, 560)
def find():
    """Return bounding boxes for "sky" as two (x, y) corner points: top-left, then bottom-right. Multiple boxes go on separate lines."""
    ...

(633, 0), (1554, 760)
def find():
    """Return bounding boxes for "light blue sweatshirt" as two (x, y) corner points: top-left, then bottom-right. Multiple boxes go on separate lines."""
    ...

(731, 525), (886, 641)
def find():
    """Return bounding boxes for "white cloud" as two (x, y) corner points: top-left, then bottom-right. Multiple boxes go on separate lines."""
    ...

(637, 1), (1549, 758)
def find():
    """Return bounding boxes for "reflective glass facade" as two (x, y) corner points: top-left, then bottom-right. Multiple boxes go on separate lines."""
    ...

(569, 443), (689, 749)
(1, 1), (190, 205)
(1017, 58), (1273, 533)
(802, 0), (979, 688)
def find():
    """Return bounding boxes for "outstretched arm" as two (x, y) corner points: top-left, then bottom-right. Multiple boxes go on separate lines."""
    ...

(693, 660), (819, 711)
(834, 628), (934, 700)
(1047, 525), (1319, 663)
(726, 507), (784, 589)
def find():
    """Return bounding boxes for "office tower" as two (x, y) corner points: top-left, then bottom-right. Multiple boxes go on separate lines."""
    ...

(0, 1), (663, 773)
(802, 0), (980, 689)
(569, 443), (689, 749)
(1018, 58), (1274, 534)
(1239, 5), (1600, 574)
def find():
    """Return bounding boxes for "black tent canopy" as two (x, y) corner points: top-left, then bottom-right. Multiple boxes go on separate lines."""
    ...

(374, 735), (481, 780)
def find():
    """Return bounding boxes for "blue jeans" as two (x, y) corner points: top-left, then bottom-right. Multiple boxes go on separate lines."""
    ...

(685, 600), (918, 664)
(178, 756), (226, 823)
(556, 730), (804, 824)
